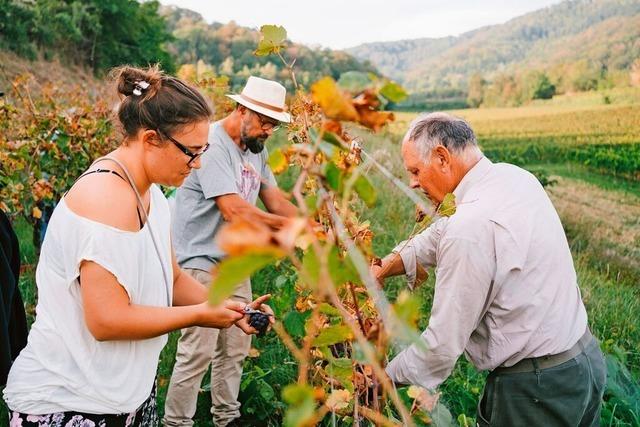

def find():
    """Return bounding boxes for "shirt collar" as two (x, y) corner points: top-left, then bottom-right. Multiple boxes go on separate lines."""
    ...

(452, 156), (493, 202)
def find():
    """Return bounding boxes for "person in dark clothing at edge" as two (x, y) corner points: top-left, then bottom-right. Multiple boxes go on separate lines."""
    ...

(0, 207), (28, 386)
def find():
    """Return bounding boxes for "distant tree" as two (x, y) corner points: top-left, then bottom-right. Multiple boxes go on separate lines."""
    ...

(467, 73), (485, 107)
(0, 0), (37, 58)
(1, 0), (175, 73)
(532, 73), (556, 99)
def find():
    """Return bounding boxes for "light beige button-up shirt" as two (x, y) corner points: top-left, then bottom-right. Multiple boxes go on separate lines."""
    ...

(385, 157), (588, 389)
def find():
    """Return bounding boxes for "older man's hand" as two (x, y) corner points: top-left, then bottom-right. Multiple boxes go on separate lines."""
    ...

(370, 259), (384, 288)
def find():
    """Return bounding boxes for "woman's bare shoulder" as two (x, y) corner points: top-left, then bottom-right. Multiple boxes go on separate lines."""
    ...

(64, 170), (140, 232)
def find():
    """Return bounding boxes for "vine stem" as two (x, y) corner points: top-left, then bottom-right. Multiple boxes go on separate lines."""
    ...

(326, 288), (413, 427)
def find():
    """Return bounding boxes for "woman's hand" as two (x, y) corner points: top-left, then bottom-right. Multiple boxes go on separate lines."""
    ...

(235, 294), (276, 335)
(195, 299), (245, 329)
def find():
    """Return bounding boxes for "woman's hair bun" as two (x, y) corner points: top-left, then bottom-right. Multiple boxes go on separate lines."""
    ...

(110, 64), (212, 138)
(112, 64), (163, 101)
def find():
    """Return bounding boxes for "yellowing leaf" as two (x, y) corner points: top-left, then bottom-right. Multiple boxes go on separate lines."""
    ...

(32, 206), (42, 219)
(273, 217), (308, 252)
(325, 389), (351, 411)
(356, 108), (394, 132)
(311, 77), (359, 122)
(407, 385), (441, 412)
(248, 348), (261, 358)
(268, 147), (289, 174)
(437, 193), (457, 217)
(394, 290), (421, 327)
(407, 385), (423, 399)
(313, 324), (353, 347)
(380, 81), (408, 103)
(216, 219), (275, 256)
(209, 251), (281, 305)
(255, 25), (287, 56)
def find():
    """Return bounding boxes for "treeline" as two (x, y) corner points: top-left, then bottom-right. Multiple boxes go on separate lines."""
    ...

(0, 1), (378, 90)
(161, 6), (378, 91)
(468, 59), (640, 108)
(0, 0), (175, 73)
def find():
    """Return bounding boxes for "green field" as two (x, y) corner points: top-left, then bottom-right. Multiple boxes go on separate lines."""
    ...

(2, 93), (640, 426)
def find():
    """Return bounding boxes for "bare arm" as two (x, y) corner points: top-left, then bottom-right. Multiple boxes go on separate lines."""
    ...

(79, 260), (245, 341)
(215, 193), (291, 229)
(259, 185), (298, 218)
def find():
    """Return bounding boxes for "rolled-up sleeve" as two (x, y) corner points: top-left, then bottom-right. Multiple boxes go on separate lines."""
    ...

(392, 218), (447, 289)
(386, 233), (495, 389)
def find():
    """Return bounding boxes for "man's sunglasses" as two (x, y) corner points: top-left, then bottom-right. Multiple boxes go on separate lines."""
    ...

(158, 130), (209, 166)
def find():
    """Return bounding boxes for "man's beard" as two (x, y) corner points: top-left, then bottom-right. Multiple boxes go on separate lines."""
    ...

(244, 137), (265, 154)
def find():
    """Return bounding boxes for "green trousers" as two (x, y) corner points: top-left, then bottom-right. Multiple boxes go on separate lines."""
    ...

(477, 337), (606, 426)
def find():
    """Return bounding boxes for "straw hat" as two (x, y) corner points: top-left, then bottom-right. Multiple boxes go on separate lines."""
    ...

(226, 76), (291, 123)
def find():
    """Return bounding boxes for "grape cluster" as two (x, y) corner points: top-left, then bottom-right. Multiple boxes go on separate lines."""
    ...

(249, 312), (270, 336)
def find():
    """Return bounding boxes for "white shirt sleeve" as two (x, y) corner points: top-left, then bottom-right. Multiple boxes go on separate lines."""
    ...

(392, 218), (447, 289)
(386, 233), (496, 389)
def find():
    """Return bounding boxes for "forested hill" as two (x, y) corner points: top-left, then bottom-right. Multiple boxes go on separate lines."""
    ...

(0, 1), (377, 91)
(160, 5), (378, 90)
(347, 0), (640, 93)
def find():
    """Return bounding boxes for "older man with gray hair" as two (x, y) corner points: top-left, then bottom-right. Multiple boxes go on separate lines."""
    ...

(371, 112), (606, 426)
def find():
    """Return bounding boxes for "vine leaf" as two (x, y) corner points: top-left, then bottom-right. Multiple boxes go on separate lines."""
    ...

(268, 147), (288, 174)
(337, 71), (371, 94)
(325, 389), (352, 411)
(283, 310), (308, 338)
(255, 25), (287, 56)
(354, 174), (377, 207)
(282, 384), (317, 427)
(325, 161), (343, 192)
(380, 81), (408, 103)
(437, 193), (456, 217)
(209, 251), (281, 305)
(311, 77), (359, 122)
(313, 324), (353, 347)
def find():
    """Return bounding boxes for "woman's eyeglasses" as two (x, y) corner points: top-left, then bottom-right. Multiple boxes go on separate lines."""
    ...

(158, 130), (209, 166)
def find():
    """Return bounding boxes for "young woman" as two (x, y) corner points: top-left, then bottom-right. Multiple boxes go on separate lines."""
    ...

(3, 65), (272, 426)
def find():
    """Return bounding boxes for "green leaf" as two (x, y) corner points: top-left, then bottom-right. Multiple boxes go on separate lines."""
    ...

(337, 71), (371, 94)
(304, 194), (319, 213)
(353, 174), (377, 207)
(209, 251), (280, 305)
(255, 25), (287, 56)
(313, 324), (353, 347)
(268, 147), (288, 174)
(430, 402), (454, 427)
(283, 310), (308, 338)
(380, 81), (408, 103)
(257, 378), (275, 401)
(302, 248), (321, 288)
(282, 384), (316, 427)
(327, 357), (354, 392)
(436, 193), (456, 217)
(328, 245), (360, 285)
(325, 161), (343, 192)
(318, 302), (341, 317)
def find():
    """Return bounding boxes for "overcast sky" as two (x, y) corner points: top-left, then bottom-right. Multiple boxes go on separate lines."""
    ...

(159, 0), (565, 49)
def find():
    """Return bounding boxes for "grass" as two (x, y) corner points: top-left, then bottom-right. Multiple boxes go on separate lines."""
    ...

(2, 100), (640, 426)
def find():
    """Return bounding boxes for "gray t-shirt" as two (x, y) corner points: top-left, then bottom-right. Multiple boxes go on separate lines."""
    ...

(172, 121), (277, 271)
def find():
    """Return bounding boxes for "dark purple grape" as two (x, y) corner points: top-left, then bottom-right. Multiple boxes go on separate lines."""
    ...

(249, 312), (270, 336)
